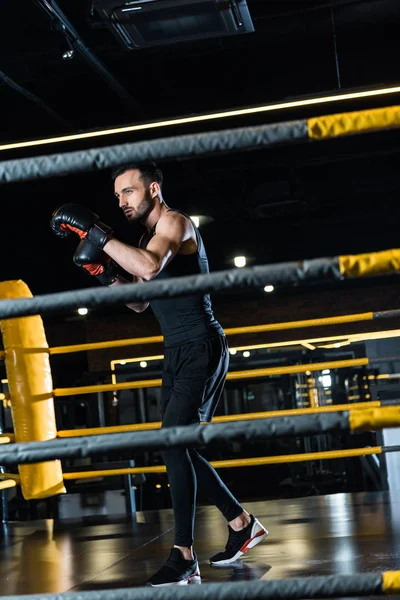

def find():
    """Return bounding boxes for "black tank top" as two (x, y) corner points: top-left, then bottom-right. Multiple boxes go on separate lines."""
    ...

(140, 209), (224, 347)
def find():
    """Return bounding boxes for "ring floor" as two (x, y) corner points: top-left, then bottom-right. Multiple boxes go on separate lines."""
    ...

(1, 491), (400, 596)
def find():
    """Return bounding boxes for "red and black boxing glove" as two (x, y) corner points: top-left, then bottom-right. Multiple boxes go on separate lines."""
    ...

(73, 239), (122, 285)
(50, 203), (113, 249)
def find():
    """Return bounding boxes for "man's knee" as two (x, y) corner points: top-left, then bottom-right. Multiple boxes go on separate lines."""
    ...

(187, 448), (202, 463)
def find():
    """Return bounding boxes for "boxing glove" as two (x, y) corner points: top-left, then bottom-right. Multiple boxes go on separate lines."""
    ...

(73, 239), (121, 285)
(50, 203), (113, 249)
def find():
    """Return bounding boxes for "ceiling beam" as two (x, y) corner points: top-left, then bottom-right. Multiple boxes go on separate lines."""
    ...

(35, 0), (144, 117)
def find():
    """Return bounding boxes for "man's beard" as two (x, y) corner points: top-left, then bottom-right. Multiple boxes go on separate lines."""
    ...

(127, 188), (153, 224)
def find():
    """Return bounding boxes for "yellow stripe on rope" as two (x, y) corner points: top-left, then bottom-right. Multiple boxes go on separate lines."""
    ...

(340, 249), (400, 278)
(350, 407), (400, 432)
(62, 447), (382, 479)
(383, 571), (400, 594)
(308, 105), (400, 140)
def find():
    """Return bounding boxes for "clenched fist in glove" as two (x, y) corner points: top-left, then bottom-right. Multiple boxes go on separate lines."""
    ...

(50, 203), (113, 249)
(74, 239), (122, 285)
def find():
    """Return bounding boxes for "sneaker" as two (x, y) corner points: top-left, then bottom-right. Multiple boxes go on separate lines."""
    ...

(146, 548), (201, 587)
(210, 515), (268, 566)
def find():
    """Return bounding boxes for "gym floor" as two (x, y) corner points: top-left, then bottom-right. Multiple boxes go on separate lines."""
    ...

(1, 491), (399, 596)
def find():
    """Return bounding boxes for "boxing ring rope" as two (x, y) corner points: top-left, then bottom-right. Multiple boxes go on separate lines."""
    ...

(0, 305), (395, 358)
(0, 307), (392, 357)
(0, 355), (372, 399)
(54, 445), (399, 478)
(1, 400), (393, 481)
(0, 406), (399, 467)
(35, 308), (400, 356)
(2, 571), (400, 600)
(0, 445), (392, 481)
(57, 401), (382, 437)
(3, 394), (390, 481)
(221, 329), (400, 354)
(0, 247), (400, 320)
(51, 357), (368, 397)
(0, 120), (306, 183)
(0, 104), (399, 183)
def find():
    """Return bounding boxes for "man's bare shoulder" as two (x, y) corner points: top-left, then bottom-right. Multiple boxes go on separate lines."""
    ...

(158, 210), (191, 232)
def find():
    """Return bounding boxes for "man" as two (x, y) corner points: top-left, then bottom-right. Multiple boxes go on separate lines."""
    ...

(50, 161), (268, 587)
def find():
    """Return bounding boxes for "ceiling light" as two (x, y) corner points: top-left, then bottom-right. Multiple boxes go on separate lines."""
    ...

(229, 348), (237, 355)
(321, 375), (332, 388)
(77, 307), (88, 316)
(243, 351), (251, 358)
(2, 85), (400, 152)
(264, 285), (274, 293)
(234, 256), (246, 268)
(140, 361), (148, 368)
(119, 360), (126, 365)
(62, 49), (75, 60)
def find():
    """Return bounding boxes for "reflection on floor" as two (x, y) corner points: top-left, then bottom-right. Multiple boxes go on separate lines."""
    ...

(1, 491), (400, 596)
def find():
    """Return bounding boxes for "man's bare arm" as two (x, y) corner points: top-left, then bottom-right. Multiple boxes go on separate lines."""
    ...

(110, 275), (149, 313)
(103, 212), (192, 280)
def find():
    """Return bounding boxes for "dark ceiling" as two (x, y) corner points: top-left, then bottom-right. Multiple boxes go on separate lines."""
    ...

(1, 0), (400, 304)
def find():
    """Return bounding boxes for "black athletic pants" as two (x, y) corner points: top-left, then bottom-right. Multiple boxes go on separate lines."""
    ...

(160, 335), (243, 547)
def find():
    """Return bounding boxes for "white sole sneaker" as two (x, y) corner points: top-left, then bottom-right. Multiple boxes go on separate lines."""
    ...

(210, 518), (269, 566)
(147, 570), (201, 587)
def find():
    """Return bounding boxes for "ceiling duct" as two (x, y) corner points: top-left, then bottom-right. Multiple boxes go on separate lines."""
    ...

(92, 0), (255, 49)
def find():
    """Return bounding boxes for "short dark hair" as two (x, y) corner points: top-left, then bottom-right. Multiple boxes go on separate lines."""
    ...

(111, 161), (163, 188)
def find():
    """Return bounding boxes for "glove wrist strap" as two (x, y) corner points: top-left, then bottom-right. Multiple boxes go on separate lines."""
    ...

(87, 221), (113, 249)
(96, 262), (120, 286)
